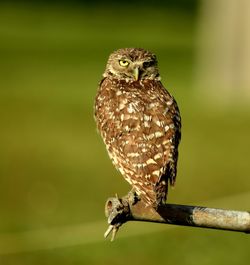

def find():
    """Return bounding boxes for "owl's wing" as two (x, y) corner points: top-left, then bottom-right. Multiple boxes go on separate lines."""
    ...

(163, 96), (181, 187)
(141, 81), (181, 205)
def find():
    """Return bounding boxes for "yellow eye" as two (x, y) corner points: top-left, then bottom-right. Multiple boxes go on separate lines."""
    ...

(119, 60), (129, 67)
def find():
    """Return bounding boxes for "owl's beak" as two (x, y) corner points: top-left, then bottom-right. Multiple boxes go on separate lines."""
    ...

(133, 67), (139, 81)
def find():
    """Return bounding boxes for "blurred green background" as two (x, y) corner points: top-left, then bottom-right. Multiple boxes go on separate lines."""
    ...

(0, 0), (249, 264)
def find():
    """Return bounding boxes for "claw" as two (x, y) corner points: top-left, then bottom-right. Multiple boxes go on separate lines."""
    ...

(104, 225), (113, 239)
(111, 225), (119, 241)
(104, 224), (120, 241)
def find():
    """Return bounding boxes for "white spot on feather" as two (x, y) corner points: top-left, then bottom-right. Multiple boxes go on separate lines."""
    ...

(155, 131), (164, 138)
(124, 125), (130, 131)
(147, 133), (155, 140)
(127, 152), (140, 158)
(165, 125), (170, 131)
(154, 153), (162, 160)
(127, 103), (136, 113)
(144, 114), (151, 121)
(155, 120), (163, 127)
(163, 139), (170, 145)
(146, 158), (157, 165)
(152, 170), (160, 176)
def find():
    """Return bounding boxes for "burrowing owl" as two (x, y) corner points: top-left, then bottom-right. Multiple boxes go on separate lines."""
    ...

(94, 48), (181, 208)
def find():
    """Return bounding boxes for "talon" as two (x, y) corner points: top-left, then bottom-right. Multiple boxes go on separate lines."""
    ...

(104, 224), (120, 241)
(111, 226), (119, 241)
(104, 225), (114, 239)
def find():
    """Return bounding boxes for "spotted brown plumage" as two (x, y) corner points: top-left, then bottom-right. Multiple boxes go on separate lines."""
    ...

(94, 48), (181, 208)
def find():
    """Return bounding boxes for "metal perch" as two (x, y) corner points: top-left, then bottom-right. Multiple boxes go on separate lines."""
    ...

(104, 192), (250, 241)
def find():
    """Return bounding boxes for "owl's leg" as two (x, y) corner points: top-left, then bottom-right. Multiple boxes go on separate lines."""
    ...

(127, 188), (140, 205)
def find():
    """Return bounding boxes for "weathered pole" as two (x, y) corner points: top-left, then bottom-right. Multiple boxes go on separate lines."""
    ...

(104, 192), (250, 241)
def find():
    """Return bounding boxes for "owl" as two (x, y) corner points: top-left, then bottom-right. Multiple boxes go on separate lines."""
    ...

(94, 48), (181, 208)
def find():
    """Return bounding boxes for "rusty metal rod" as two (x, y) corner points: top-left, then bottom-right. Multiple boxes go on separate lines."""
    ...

(104, 193), (250, 240)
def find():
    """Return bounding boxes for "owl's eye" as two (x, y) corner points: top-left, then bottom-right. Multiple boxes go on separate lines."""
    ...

(143, 60), (154, 68)
(119, 60), (129, 67)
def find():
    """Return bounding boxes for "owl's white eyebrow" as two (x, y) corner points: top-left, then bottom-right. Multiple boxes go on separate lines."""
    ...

(119, 57), (131, 61)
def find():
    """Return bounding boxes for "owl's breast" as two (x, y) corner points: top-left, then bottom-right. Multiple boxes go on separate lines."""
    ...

(95, 78), (173, 141)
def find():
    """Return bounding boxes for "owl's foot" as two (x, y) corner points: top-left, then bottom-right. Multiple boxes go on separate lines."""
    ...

(104, 194), (131, 241)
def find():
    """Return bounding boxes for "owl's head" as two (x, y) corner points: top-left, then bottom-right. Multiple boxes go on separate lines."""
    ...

(103, 48), (160, 81)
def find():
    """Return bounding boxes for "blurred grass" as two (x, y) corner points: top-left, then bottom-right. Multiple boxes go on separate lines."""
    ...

(0, 2), (249, 265)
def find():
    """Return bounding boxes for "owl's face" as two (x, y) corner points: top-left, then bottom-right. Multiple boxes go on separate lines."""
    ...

(103, 48), (160, 81)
